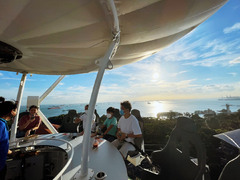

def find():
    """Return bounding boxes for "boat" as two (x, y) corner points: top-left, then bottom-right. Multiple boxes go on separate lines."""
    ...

(48, 106), (61, 110)
(0, 0), (228, 179)
(219, 96), (240, 101)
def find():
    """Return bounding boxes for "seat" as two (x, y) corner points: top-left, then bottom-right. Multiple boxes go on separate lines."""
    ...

(131, 109), (144, 152)
(151, 117), (207, 180)
(58, 109), (78, 132)
(218, 154), (240, 180)
(62, 109), (78, 123)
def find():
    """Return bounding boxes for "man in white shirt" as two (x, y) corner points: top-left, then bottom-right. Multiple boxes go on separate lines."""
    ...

(76, 104), (96, 135)
(112, 101), (142, 158)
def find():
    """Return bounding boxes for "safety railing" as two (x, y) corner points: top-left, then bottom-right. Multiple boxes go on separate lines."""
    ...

(9, 137), (74, 180)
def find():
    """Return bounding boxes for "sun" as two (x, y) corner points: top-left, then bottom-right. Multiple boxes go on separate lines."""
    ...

(152, 72), (159, 80)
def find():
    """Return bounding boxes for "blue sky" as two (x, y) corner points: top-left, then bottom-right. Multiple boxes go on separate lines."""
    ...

(1, 0), (240, 105)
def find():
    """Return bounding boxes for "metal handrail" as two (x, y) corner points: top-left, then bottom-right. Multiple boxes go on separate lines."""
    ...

(10, 137), (74, 180)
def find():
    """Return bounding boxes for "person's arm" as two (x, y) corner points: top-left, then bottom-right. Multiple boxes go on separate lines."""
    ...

(103, 125), (114, 135)
(79, 130), (84, 136)
(31, 116), (42, 131)
(116, 128), (121, 139)
(126, 133), (142, 138)
(18, 116), (32, 131)
(24, 116), (41, 137)
(124, 116), (142, 139)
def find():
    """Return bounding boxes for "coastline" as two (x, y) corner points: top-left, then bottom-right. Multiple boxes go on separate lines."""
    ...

(20, 99), (240, 118)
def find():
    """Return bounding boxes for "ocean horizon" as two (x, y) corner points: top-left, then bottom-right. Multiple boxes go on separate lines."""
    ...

(19, 98), (240, 118)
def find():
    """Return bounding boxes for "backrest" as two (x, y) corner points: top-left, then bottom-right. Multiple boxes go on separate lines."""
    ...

(113, 108), (121, 121)
(19, 111), (29, 120)
(131, 109), (144, 151)
(151, 117), (206, 180)
(218, 154), (240, 180)
(62, 109), (77, 123)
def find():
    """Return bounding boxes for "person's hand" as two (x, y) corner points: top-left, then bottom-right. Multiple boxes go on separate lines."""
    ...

(8, 150), (12, 154)
(25, 129), (31, 137)
(95, 135), (103, 139)
(74, 117), (81, 124)
(117, 131), (126, 141)
(120, 133), (127, 141)
(117, 131), (122, 140)
(91, 132), (97, 138)
(7, 150), (15, 158)
(29, 117), (35, 123)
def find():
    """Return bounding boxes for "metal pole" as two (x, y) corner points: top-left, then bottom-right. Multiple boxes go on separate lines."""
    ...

(39, 75), (65, 103)
(38, 110), (58, 134)
(10, 73), (27, 143)
(80, 0), (120, 176)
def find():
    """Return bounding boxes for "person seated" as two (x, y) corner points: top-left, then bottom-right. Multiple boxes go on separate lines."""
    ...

(97, 107), (117, 142)
(112, 101), (142, 158)
(17, 105), (41, 138)
(75, 104), (96, 135)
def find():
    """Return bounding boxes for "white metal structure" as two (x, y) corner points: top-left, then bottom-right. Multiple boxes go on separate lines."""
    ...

(0, 0), (228, 179)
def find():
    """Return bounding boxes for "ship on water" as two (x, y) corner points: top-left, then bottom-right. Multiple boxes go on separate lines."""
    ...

(219, 96), (240, 100)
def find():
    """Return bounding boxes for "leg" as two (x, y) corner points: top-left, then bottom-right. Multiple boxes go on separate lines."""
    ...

(119, 142), (136, 158)
(112, 139), (122, 149)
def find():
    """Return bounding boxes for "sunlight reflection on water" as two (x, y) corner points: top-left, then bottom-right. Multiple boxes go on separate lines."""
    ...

(20, 99), (240, 118)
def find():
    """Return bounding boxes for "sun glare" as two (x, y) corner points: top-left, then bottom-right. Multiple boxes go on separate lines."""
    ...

(152, 73), (159, 80)
(152, 73), (159, 79)
(147, 101), (165, 117)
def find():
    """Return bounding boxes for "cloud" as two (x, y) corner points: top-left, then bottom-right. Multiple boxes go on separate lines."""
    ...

(228, 72), (237, 77)
(171, 71), (187, 77)
(229, 56), (240, 64)
(1, 77), (20, 80)
(67, 85), (87, 91)
(184, 54), (237, 67)
(223, 22), (240, 34)
(149, 28), (240, 68)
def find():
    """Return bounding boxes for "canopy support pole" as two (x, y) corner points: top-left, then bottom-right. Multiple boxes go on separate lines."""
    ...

(38, 110), (58, 134)
(10, 73), (27, 143)
(39, 75), (65, 103)
(37, 75), (65, 134)
(80, 0), (120, 177)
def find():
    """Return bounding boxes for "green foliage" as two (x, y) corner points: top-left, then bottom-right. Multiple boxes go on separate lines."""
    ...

(143, 117), (176, 147)
(143, 112), (240, 180)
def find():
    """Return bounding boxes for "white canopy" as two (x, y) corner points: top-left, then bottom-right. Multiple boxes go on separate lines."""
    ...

(0, 0), (227, 75)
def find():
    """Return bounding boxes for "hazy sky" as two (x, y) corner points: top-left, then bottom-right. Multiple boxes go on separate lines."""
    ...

(1, 0), (240, 105)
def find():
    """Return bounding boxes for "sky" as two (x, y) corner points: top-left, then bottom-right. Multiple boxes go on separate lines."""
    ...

(1, 0), (240, 105)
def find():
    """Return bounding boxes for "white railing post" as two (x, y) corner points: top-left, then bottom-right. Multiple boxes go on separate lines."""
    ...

(10, 73), (27, 143)
(80, 0), (120, 177)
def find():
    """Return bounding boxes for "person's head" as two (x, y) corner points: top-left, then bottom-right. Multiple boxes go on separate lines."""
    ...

(106, 107), (115, 118)
(120, 101), (132, 115)
(0, 97), (18, 120)
(29, 105), (39, 116)
(85, 105), (89, 110)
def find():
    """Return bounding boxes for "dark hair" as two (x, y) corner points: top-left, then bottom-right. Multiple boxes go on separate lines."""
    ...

(120, 101), (132, 111)
(29, 105), (39, 111)
(0, 97), (17, 117)
(107, 107), (115, 113)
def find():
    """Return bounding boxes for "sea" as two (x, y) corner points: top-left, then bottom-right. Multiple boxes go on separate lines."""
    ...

(19, 98), (240, 118)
